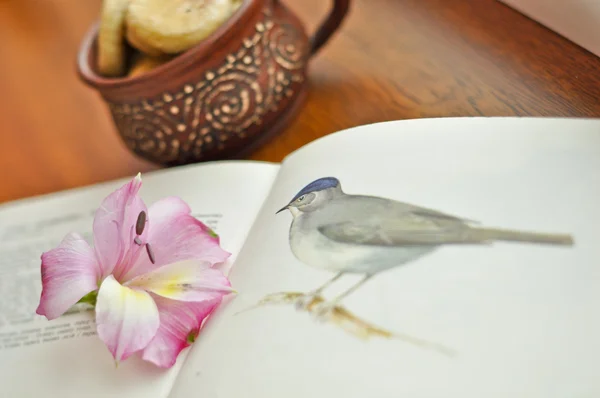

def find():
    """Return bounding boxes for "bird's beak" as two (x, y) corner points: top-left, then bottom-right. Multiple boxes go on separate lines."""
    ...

(276, 204), (289, 214)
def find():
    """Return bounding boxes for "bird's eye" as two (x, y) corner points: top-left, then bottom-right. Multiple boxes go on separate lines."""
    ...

(297, 195), (305, 202)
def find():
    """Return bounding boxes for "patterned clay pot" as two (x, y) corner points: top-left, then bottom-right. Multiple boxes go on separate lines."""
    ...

(77, 0), (351, 166)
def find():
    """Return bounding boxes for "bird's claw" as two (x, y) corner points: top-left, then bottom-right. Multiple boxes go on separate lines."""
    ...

(294, 293), (316, 311)
(293, 293), (337, 321)
(312, 302), (335, 322)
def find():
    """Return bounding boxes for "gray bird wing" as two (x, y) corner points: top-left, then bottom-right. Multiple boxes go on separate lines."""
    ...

(351, 194), (480, 225)
(317, 219), (489, 246)
(314, 194), (485, 247)
(401, 203), (480, 225)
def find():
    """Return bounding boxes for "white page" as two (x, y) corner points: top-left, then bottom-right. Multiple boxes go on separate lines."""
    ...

(0, 161), (279, 398)
(169, 117), (600, 398)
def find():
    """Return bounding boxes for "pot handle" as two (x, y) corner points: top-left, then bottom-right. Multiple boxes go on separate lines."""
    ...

(273, 0), (350, 55)
(309, 0), (351, 55)
(308, 0), (351, 55)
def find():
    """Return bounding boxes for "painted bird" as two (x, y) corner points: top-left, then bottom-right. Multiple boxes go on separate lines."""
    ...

(276, 177), (574, 316)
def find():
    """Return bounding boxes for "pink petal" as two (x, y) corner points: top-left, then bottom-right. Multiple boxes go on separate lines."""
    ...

(95, 275), (160, 363)
(93, 174), (149, 279)
(36, 233), (100, 320)
(141, 295), (222, 368)
(127, 259), (234, 301)
(123, 197), (230, 280)
(144, 196), (190, 229)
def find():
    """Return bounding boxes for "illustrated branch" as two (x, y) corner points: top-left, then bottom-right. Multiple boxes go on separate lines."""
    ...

(237, 291), (457, 358)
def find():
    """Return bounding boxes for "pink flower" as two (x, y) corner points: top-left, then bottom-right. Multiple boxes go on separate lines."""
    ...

(35, 174), (233, 368)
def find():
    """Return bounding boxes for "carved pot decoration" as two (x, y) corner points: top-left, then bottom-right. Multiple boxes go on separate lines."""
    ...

(77, 0), (351, 166)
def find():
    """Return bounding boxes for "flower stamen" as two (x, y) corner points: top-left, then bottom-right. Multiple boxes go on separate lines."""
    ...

(145, 243), (156, 264)
(134, 236), (143, 246)
(136, 211), (147, 236)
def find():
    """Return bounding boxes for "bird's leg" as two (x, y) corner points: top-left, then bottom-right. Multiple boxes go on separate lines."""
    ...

(314, 274), (374, 320)
(295, 272), (344, 310)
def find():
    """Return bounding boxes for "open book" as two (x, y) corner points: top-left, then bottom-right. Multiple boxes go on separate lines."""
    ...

(1, 117), (599, 397)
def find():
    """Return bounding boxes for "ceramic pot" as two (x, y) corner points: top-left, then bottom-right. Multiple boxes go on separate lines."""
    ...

(77, 0), (351, 166)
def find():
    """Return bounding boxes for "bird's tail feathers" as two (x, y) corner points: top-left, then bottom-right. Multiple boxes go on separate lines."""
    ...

(474, 227), (574, 246)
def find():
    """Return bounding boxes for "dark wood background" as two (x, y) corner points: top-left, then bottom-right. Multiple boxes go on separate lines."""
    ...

(1, 0), (599, 204)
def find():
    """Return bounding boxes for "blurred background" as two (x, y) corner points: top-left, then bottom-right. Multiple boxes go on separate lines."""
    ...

(1, 0), (599, 204)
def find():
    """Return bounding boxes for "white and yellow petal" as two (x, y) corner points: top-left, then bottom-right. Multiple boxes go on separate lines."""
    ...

(127, 259), (234, 302)
(95, 275), (160, 363)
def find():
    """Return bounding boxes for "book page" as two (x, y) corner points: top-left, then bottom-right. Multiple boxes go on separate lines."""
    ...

(168, 117), (600, 398)
(0, 161), (279, 398)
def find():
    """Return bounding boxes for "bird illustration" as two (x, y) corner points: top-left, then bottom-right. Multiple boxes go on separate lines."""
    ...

(276, 177), (574, 317)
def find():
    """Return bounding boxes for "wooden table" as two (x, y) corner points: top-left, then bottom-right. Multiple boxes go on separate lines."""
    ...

(1, 0), (599, 204)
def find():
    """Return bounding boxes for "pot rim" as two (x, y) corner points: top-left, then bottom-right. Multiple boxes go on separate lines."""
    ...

(77, 0), (259, 90)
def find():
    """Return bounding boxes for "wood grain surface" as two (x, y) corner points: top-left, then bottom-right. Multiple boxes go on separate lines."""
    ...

(1, 0), (599, 204)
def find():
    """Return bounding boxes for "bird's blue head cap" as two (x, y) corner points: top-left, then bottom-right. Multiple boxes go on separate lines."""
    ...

(277, 177), (340, 214)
